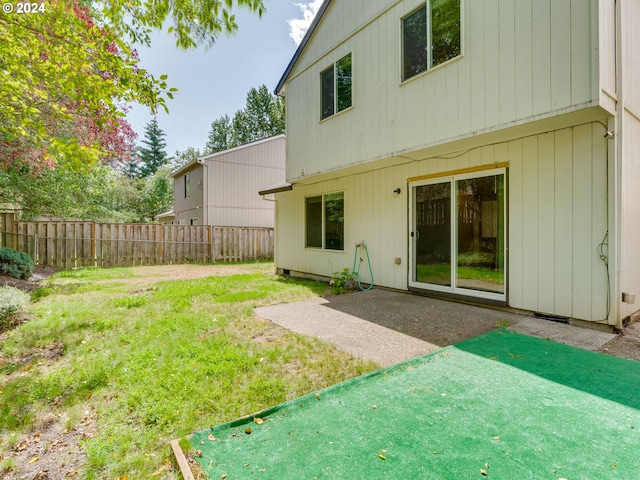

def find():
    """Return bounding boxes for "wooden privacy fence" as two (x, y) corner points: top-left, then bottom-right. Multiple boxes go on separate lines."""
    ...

(0, 213), (274, 268)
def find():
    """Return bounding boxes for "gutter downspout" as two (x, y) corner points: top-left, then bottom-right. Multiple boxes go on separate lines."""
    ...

(198, 159), (209, 227)
(612, 0), (623, 330)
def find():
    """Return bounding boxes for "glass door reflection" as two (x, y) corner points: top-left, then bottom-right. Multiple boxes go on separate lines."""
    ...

(455, 175), (505, 294)
(414, 182), (451, 286)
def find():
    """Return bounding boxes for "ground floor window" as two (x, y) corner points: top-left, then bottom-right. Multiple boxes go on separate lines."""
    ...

(410, 169), (506, 301)
(305, 192), (344, 251)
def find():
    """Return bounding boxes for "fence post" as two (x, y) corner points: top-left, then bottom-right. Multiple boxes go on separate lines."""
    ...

(33, 233), (39, 265)
(3, 212), (17, 249)
(91, 223), (96, 267)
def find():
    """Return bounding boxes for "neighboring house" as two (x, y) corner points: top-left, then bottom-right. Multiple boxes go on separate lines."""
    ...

(268, 0), (640, 329)
(167, 134), (285, 227)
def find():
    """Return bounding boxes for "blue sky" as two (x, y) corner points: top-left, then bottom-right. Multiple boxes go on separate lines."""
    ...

(127, 1), (322, 156)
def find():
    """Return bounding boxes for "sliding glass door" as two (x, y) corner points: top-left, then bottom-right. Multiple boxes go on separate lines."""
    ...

(410, 169), (506, 302)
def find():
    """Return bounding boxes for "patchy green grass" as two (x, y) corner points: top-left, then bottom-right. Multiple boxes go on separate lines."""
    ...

(0, 263), (377, 479)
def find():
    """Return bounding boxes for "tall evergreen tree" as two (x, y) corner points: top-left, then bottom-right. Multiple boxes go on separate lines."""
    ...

(136, 117), (168, 177)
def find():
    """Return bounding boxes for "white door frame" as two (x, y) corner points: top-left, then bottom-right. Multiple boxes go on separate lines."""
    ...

(408, 167), (507, 303)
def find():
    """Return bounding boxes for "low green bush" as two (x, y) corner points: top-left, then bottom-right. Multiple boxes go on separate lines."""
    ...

(0, 286), (30, 327)
(0, 247), (34, 280)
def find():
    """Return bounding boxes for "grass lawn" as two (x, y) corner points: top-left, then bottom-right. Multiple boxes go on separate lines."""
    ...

(0, 263), (377, 479)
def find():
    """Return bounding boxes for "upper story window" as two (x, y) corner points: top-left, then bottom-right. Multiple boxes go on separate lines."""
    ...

(402, 0), (461, 81)
(184, 173), (190, 198)
(321, 53), (352, 120)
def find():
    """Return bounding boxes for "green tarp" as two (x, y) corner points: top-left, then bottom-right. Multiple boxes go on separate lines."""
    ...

(192, 330), (640, 479)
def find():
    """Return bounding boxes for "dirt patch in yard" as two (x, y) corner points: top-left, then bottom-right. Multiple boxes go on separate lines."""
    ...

(0, 264), (272, 294)
(597, 322), (640, 361)
(122, 263), (267, 280)
(1, 408), (97, 480)
(0, 266), (60, 293)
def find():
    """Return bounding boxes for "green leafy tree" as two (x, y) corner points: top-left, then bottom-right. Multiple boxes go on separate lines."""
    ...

(101, 0), (265, 50)
(231, 110), (252, 146)
(0, 162), (137, 222)
(137, 167), (174, 221)
(168, 146), (202, 171)
(136, 118), (168, 178)
(204, 85), (285, 154)
(0, 1), (164, 170)
(0, 0), (265, 200)
(242, 85), (286, 140)
(0, 0), (265, 222)
(205, 115), (233, 154)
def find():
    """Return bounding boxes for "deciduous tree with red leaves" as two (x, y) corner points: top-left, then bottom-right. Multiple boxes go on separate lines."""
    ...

(0, 0), (264, 217)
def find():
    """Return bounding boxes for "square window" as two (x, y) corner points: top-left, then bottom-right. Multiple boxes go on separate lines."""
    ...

(305, 192), (345, 250)
(321, 53), (352, 120)
(402, 0), (461, 81)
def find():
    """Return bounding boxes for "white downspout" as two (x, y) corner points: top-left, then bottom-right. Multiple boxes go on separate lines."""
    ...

(199, 159), (209, 226)
(611, 0), (623, 329)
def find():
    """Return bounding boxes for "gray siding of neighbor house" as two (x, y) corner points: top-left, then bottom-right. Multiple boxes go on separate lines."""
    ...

(205, 135), (285, 228)
(171, 135), (285, 228)
(173, 164), (204, 225)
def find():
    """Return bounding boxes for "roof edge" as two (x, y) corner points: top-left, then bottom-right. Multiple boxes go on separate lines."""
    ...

(259, 181), (293, 196)
(199, 134), (285, 162)
(274, 0), (332, 96)
(170, 134), (286, 178)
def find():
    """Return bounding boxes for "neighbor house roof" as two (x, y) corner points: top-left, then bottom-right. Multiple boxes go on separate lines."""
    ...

(156, 210), (175, 220)
(170, 134), (286, 178)
(275, 0), (332, 96)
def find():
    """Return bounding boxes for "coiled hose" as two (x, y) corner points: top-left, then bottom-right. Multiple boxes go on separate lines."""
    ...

(352, 242), (374, 291)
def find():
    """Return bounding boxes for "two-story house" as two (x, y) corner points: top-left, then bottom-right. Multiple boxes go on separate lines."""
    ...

(164, 134), (285, 228)
(267, 0), (640, 330)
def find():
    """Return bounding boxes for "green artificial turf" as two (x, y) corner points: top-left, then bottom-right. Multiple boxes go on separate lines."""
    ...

(192, 329), (640, 479)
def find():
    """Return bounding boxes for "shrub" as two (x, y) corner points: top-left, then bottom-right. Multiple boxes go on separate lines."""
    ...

(0, 286), (30, 326)
(330, 268), (357, 291)
(0, 247), (34, 280)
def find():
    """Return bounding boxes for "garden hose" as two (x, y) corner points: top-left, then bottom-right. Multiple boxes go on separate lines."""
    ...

(352, 242), (374, 291)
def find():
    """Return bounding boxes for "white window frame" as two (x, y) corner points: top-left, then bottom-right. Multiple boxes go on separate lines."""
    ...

(305, 191), (345, 251)
(401, 0), (462, 82)
(409, 167), (506, 303)
(320, 53), (353, 120)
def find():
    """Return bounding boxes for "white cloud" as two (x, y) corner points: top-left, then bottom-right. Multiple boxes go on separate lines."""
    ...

(288, 0), (324, 46)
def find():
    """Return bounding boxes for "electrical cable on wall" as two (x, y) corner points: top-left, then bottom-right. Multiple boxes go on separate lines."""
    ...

(597, 230), (611, 322)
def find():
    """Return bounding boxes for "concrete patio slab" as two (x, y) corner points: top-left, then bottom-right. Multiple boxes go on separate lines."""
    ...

(255, 289), (618, 366)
